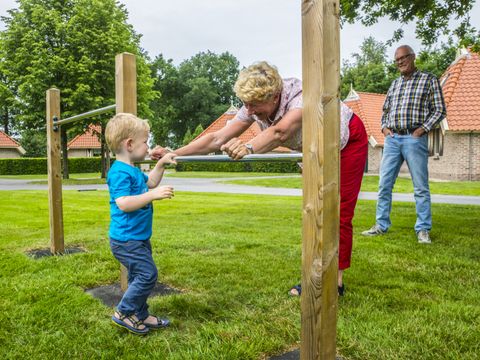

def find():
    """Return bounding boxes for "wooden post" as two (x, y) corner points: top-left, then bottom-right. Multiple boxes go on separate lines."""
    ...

(46, 88), (65, 254)
(115, 52), (137, 291)
(301, 0), (340, 358)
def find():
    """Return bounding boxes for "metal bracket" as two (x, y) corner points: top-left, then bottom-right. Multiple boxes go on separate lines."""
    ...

(53, 116), (59, 132)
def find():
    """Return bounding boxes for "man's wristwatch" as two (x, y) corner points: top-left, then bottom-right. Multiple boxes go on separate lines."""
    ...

(244, 144), (254, 154)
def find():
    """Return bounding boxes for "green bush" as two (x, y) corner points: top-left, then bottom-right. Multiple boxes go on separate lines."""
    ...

(175, 161), (300, 173)
(0, 158), (47, 175)
(0, 157), (113, 175)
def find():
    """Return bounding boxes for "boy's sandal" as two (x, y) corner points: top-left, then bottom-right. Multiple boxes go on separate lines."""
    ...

(111, 311), (149, 335)
(144, 315), (170, 329)
(288, 284), (302, 297)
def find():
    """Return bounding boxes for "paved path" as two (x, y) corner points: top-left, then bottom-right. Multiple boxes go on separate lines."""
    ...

(1, 177), (479, 206)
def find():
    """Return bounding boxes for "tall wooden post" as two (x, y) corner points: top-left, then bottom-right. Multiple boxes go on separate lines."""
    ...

(115, 52), (137, 291)
(301, 0), (340, 358)
(46, 88), (65, 254)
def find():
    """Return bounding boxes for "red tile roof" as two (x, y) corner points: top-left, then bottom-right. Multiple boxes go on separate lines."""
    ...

(195, 106), (291, 152)
(67, 125), (101, 149)
(0, 131), (21, 148)
(344, 91), (386, 146)
(0, 131), (25, 154)
(440, 50), (480, 131)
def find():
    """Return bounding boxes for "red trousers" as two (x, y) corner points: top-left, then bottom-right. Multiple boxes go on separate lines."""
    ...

(339, 114), (368, 270)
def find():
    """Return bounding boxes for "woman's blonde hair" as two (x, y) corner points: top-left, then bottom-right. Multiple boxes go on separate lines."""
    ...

(105, 113), (150, 153)
(234, 61), (283, 103)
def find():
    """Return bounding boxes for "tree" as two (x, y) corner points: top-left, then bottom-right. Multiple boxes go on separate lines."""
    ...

(0, 0), (157, 178)
(341, 37), (397, 98)
(416, 42), (458, 78)
(340, 36), (460, 99)
(182, 124), (204, 146)
(340, 0), (479, 49)
(150, 51), (239, 148)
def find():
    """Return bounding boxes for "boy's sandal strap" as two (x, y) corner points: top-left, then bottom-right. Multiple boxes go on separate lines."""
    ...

(115, 311), (144, 329)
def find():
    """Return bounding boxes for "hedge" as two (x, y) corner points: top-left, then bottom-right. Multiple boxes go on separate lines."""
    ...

(0, 157), (301, 175)
(175, 161), (301, 173)
(0, 157), (110, 175)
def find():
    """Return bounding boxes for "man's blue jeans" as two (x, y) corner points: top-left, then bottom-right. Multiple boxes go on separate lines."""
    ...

(110, 238), (158, 321)
(376, 133), (431, 233)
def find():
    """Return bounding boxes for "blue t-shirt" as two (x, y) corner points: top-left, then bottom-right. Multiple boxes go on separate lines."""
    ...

(107, 160), (152, 241)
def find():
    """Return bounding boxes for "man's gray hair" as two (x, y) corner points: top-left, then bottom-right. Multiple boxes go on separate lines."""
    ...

(396, 45), (415, 55)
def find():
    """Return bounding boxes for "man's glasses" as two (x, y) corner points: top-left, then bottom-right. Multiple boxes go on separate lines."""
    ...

(395, 53), (413, 64)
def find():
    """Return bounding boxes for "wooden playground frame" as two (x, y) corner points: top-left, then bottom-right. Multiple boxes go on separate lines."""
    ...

(46, 1), (341, 358)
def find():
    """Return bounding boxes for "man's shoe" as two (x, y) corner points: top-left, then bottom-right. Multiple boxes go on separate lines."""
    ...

(361, 224), (386, 236)
(417, 230), (431, 244)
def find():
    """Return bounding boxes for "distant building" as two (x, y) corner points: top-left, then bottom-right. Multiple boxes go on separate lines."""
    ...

(0, 131), (26, 158)
(67, 125), (102, 157)
(343, 90), (386, 174)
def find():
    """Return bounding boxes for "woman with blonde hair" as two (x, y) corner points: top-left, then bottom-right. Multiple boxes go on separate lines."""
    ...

(151, 61), (368, 296)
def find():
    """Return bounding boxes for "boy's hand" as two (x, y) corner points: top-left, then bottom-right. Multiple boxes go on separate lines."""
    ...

(157, 152), (177, 167)
(151, 185), (174, 200)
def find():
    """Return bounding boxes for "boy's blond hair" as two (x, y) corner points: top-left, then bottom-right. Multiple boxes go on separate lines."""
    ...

(105, 113), (150, 153)
(234, 61), (283, 103)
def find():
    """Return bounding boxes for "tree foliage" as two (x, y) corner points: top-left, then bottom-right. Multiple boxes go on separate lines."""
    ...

(340, 0), (478, 49)
(150, 51), (239, 148)
(0, 0), (156, 159)
(341, 36), (460, 98)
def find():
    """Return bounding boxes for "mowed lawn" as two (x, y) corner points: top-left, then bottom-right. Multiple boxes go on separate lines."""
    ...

(0, 191), (479, 359)
(223, 175), (480, 196)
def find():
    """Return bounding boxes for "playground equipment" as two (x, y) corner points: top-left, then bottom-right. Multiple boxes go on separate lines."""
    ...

(47, 1), (341, 356)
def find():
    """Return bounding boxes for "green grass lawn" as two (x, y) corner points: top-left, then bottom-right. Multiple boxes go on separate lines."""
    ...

(223, 175), (480, 196)
(0, 191), (479, 359)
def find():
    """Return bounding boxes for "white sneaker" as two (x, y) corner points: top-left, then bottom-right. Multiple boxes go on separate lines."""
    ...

(361, 224), (386, 236)
(417, 230), (431, 244)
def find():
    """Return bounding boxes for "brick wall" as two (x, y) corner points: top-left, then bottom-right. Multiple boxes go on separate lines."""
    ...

(68, 149), (89, 158)
(429, 132), (480, 181)
(366, 146), (382, 173)
(0, 149), (21, 158)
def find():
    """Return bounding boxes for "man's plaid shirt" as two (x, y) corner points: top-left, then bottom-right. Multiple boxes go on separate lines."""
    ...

(381, 70), (447, 132)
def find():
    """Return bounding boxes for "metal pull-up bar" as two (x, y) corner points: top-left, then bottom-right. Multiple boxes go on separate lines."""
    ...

(54, 104), (116, 127)
(172, 153), (302, 163)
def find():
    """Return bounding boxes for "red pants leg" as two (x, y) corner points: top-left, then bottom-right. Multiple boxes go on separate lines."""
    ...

(339, 114), (368, 270)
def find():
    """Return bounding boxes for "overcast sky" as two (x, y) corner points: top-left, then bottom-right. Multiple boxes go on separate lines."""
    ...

(1, 0), (479, 79)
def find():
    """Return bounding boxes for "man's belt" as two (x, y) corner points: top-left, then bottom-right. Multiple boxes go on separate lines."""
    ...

(391, 127), (418, 135)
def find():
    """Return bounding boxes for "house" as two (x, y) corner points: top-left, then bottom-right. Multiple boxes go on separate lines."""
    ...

(194, 105), (291, 153)
(67, 125), (102, 157)
(0, 131), (26, 158)
(428, 48), (480, 180)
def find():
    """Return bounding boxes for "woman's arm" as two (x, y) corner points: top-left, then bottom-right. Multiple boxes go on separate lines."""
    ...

(221, 108), (302, 159)
(150, 120), (251, 159)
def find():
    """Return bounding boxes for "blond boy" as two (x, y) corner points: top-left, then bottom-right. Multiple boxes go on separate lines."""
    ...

(105, 113), (176, 335)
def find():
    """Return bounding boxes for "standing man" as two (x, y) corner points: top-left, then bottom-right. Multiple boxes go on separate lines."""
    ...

(362, 45), (446, 244)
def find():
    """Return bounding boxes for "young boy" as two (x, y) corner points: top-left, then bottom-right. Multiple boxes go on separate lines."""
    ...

(105, 113), (176, 335)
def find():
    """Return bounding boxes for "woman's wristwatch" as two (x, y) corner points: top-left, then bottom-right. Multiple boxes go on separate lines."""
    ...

(244, 144), (254, 154)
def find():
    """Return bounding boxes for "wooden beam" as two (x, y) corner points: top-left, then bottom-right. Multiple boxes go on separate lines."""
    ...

(46, 88), (65, 254)
(301, 0), (340, 358)
(115, 52), (137, 291)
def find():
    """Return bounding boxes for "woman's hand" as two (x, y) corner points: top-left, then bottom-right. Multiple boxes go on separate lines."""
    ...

(149, 146), (171, 160)
(220, 138), (252, 160)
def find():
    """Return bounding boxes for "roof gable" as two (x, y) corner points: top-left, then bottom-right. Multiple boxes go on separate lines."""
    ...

(440, 50), (480, 131)
(0, 131), (26, 154)
(67, 125), (101, 149)
(344, 92), (386, 146)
